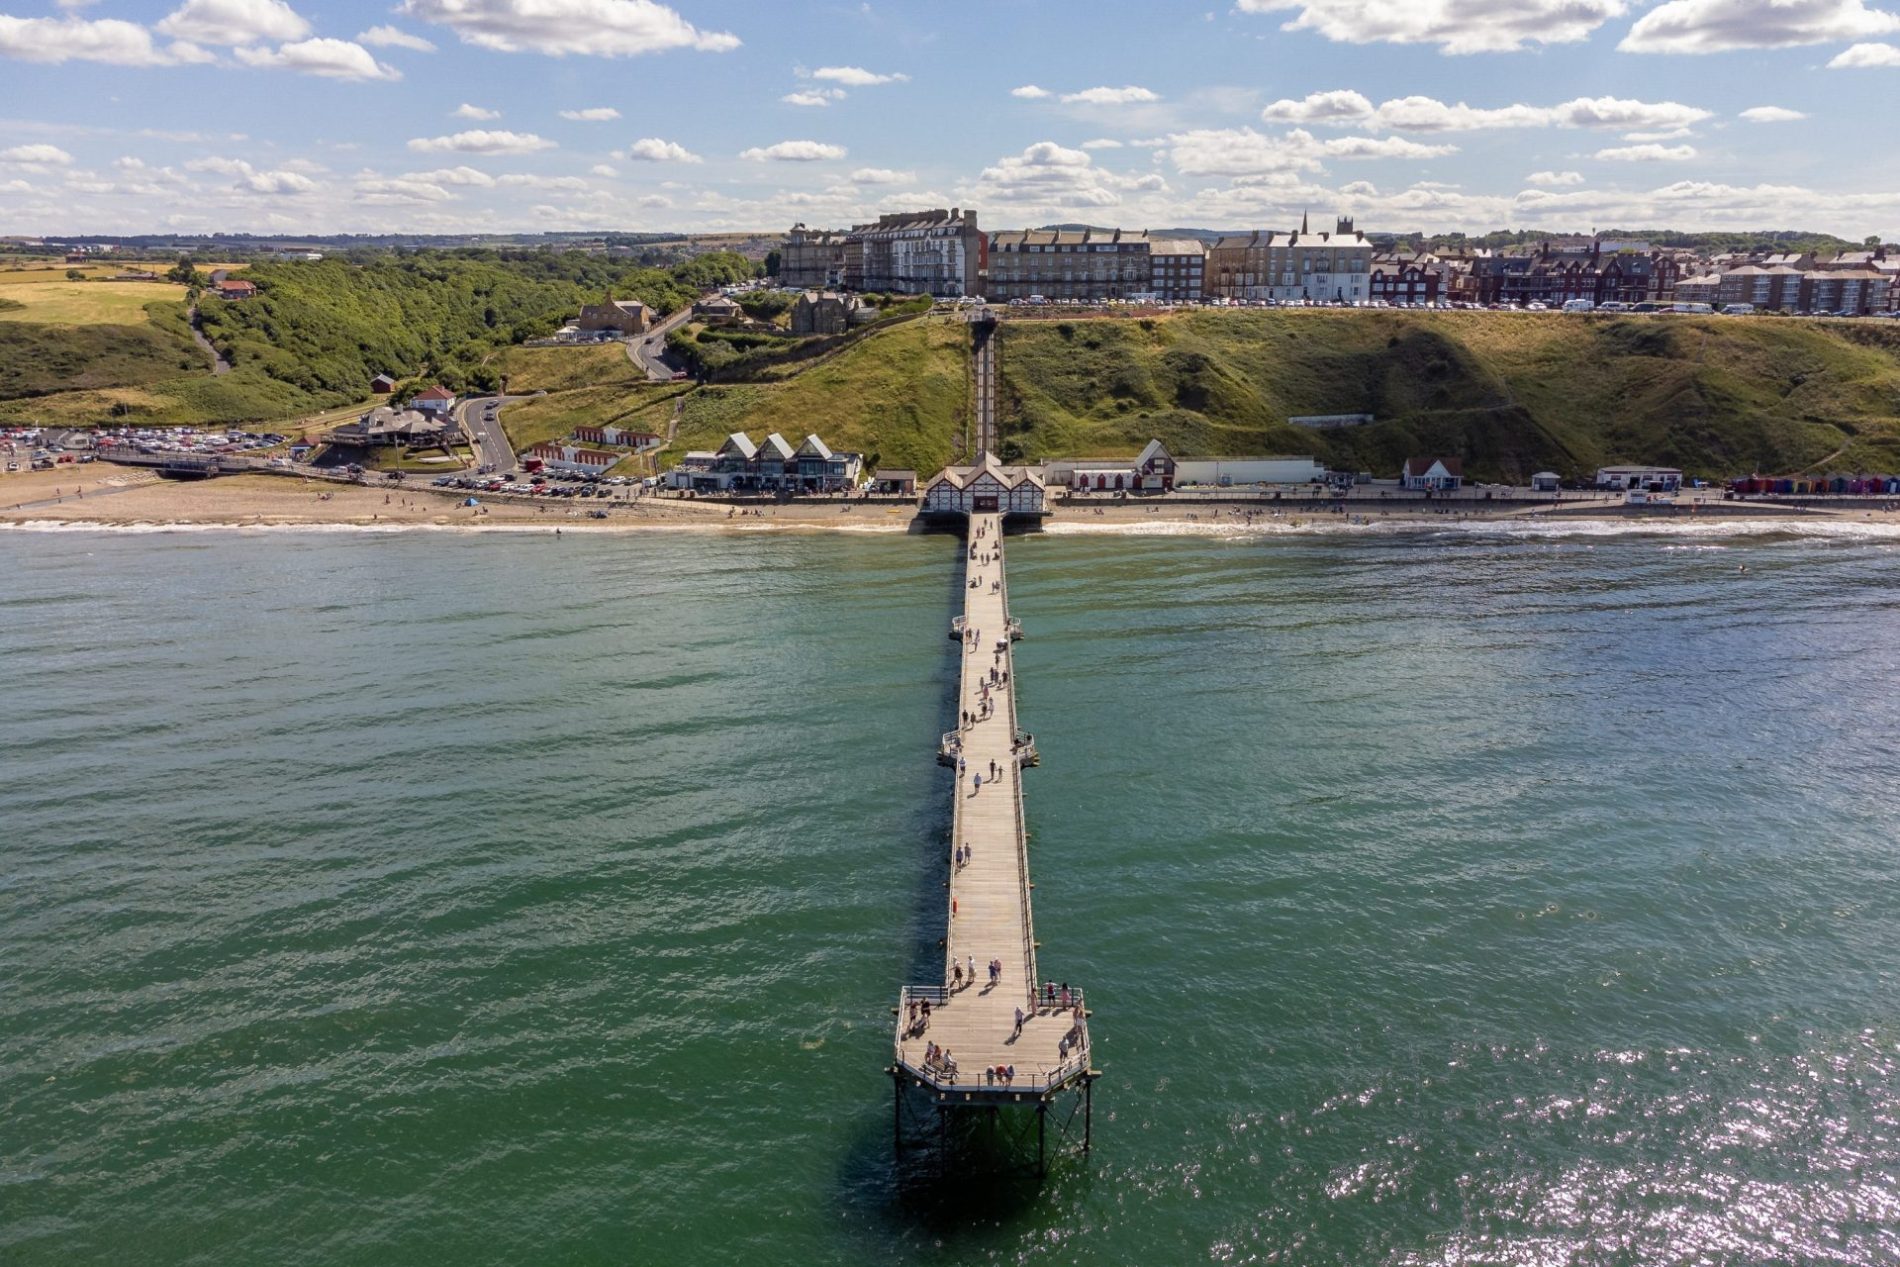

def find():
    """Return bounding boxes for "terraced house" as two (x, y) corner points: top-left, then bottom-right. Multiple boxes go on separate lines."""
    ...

(986, 228), (1154, 302)
(844, 208), (984, 297)
(1206, 215), (1372, 304)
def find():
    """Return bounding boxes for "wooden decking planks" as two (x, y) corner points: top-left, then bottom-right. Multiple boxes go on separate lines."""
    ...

(894, 513), (1086, 1094)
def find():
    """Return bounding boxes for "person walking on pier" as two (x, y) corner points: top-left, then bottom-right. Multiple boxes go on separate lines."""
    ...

(972, 772), (982, 796)
(967, 954), (975, 986)
(1012, 1006), (1025, 1038)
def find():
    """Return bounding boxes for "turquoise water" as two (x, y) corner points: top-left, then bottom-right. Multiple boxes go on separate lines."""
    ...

(3, 522), (1898, 1265)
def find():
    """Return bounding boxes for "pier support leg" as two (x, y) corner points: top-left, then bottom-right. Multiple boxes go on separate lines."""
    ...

(1037, 1099), (1047, 1178)
(1084, 1077), (1093, 1153)
(892, 1070), (902, 1156)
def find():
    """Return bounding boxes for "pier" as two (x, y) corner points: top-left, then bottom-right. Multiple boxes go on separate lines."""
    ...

(891, 508), (1094, 1166)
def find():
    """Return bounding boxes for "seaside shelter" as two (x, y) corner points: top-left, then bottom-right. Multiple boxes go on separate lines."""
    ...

(1401, 456), (1464, 492)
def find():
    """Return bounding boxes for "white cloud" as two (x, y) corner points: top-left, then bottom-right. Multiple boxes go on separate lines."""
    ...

(1060, 85), (1159, 105)
(1364, 94), (1712, 133)
(357, 24), (435, 51)
(234, 38), (400, 80)
(1261, 89), (1374, 124)
(355, 176), (452, 203)
(781, 89), (842, 106)
(850, 166), (913, 184)
(1829, 40), (1900, 64)
(454, 103), (500, 119)
(1738, 106), (1808, 121)
(1622, 0), (1900, 53)
(627, 136), (700, 162)
(1525, 170), (1585, 186)
(739, 139), (846, 161)
(638, 194), (670, 208)
(975, 141), (1124, 208)
(810, 65), (906, 85)
(1080, 138), (1124, 149)
(0, 15), (177, 65)
(1010, 84), (1051, 99)
(156, 0), (311, 46)
(1160, 125), (1456, 178)
(1322, 134), (1457, 159)
(1621, 127), (1696, 141)
(1165, 127), (1325, 177)
(407, 129), (555, 154)
(1594, 143), (1698, 161)
(590, 163), (617, 176)
(183, 154), (319, 195)
(1236, 0), (1628, 53)
(0, 144), (75, 166)
(402, 165), (496, 186)
(559, 107), (620, 120)
(498, 173), (587, 190)
(395, 0), (738, 56)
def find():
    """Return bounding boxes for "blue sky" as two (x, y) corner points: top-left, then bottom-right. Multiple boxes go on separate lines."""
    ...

(2, 0), (1899, 237)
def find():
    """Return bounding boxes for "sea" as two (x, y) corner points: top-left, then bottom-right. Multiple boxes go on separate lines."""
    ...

(3, 518), (1898, 1266)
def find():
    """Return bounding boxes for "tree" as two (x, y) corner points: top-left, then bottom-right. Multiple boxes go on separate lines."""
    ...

(1867, 235), (1883, 249)
(763, 248), (782, 278)
(65, 268), (85, 281)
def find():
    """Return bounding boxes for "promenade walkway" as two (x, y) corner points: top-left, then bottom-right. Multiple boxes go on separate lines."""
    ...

(893, 513), (1090, 1102)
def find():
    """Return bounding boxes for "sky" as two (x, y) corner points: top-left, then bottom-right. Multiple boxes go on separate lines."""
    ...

(2, 0), (1899, 238)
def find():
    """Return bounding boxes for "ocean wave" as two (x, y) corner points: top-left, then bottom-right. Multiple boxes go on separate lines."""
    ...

(1039, 513), (1900, 544)
(0, 517), (910, 538)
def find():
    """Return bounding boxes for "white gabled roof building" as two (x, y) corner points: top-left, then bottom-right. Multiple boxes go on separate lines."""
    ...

(922, 453), (1047, 518)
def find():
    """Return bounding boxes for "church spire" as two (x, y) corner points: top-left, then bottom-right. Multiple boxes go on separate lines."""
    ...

(1300, 208), (1309, 235)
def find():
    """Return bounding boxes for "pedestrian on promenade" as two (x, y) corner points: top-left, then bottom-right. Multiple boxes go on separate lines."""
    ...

(953, 960), (963, 988)
(967, 954), (975, 984)
(966, 844), (974, 865)
(1013, 1006), (1024, 1037)
(958, 755), (966, 776)
(973, 773), (982, 795)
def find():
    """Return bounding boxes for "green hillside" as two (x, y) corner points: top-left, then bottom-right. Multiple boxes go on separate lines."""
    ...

(0, 250), (754, 429)
(501, 319), (971, 476)
(997, 311), (1900, 480)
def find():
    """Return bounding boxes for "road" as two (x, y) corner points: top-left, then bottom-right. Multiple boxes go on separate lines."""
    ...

(628, 301), (703, 381)
(456, 395), (528, 473)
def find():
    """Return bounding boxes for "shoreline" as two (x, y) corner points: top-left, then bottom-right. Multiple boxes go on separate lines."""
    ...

(5, 471), (1899, 537)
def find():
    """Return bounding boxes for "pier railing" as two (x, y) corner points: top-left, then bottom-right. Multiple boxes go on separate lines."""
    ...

(995, 540), (1041, 1005)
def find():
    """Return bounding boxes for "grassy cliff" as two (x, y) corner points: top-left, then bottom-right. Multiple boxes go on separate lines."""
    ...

(997, 311), (1900, 480)
(500, 319), (970, 476)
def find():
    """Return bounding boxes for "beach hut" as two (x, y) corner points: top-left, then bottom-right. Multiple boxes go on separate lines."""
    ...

(1530, 471), (1561, 492)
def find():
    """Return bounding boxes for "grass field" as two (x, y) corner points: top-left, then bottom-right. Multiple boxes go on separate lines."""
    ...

(485, 344), (644, 393)
(997, 310), (1900, 480)
(0, 279), (187, 326)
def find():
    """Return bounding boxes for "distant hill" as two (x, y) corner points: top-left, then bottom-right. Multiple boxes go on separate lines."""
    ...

(995, 310), (1900, 480)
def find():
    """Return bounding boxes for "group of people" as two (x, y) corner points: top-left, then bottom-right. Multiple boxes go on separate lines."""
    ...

(904, 994), (932, 1036)
(922, 1041), (957, 1079)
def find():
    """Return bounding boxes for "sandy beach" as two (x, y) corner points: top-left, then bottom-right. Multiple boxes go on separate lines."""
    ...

(4, 468), (1896, 534)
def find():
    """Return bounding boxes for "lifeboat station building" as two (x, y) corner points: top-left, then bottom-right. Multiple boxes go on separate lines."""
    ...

(1043, 439), (1325, 491)
(921, 453), (1047, 519)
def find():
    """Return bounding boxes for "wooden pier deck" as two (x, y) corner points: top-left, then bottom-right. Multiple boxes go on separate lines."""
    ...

(893, 512), (1091, 1105)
